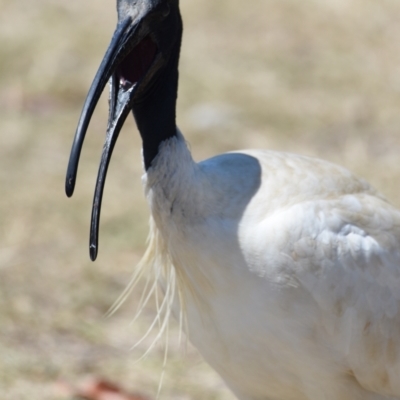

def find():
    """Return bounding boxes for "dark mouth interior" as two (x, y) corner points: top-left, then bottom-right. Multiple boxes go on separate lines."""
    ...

(117, 36), (158, 89)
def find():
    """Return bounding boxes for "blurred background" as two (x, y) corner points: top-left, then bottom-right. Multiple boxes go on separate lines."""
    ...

(1, 0), (400, 399)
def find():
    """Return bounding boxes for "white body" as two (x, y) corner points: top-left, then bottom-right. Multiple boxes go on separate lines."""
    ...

(143, 132), (400, 400)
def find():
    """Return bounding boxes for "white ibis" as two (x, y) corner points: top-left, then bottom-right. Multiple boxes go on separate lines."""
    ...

(66, 1), (400, 399)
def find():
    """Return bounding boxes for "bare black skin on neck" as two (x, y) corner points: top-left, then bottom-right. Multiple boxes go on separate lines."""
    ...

(133, 19), (181, 170)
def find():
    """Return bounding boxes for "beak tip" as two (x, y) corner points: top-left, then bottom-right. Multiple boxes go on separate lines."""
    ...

(90, 244), (98, 261)
(65, 176), (76, 198)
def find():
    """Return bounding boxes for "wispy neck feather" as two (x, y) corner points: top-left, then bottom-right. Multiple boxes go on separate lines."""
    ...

(107, 133), (197, 363)
(144, 131), (215, 318)
(110, 133), (214, 372)
(123, 18), (197, 356)
(143, 131), (199, 226)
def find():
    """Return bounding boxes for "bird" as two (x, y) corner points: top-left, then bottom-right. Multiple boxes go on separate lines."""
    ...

(65, 1), (400, 399)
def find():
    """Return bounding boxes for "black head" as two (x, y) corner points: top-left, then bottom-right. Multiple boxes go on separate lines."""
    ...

(65, 0), (182, 260)
(115, 0), (182, 101)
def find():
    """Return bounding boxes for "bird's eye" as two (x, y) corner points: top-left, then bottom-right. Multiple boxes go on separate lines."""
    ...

(161, 4), (170, 18)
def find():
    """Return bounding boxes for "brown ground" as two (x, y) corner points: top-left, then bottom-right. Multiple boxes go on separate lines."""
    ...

(1, 0), (400, 399)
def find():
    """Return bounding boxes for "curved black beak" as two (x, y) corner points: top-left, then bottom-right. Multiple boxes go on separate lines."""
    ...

(88, 73), (133, 261)
(66, 15), (158, 261)
(66, 18), (133, 198)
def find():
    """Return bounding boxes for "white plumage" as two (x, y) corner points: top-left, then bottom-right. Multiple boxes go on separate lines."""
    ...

(141, 131), (400, 400)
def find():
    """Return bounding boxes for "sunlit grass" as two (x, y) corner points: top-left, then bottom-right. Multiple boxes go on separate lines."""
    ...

(1, 0), (400, 399)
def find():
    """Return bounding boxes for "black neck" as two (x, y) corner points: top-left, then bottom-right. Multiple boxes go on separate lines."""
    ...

(132, 36), (181, 170)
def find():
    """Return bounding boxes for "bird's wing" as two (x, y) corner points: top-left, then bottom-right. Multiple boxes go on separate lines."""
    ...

(230, 150), (400, 397)
(265, 192), (400, 398)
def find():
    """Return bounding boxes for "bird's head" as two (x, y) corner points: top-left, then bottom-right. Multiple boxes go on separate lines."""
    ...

(114, 0), (182, 101)
(65, 0), (182, 261)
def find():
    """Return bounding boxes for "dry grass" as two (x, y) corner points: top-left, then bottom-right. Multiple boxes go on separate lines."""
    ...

(1, 0), (400, 399)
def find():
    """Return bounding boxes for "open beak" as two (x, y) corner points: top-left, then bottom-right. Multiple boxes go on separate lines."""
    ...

(65, 16), (159, 261)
